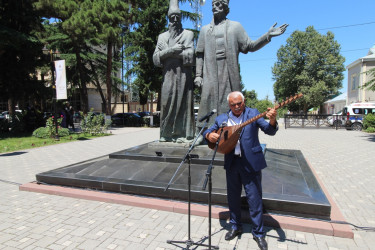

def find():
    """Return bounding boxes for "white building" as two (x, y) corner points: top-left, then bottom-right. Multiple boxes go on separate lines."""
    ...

(346, 45), (375, 104)
(323, 92), (346, 114)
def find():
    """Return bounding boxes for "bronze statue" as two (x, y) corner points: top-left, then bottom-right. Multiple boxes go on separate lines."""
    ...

(153, 0), (195, 143)
(194, 0), (288, 141)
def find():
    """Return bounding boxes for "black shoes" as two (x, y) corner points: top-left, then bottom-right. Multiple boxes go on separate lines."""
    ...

(225, 228), (267, 250)
(225, 228), (242, 241)
(253, 236), (268, 250)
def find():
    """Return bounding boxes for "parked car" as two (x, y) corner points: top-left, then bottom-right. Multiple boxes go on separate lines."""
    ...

(111, 113), (143, 126)
(327, 111), (343, 127)
(1, 110), (22, 120)
(137, 111), (151, 118)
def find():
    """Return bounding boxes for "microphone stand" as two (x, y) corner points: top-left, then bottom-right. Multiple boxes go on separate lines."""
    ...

(166, 118), (212, 249)
(201, 124), (225, 250)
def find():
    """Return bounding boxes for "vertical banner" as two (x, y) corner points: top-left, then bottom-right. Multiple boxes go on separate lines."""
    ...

(55, 60), (67, 100)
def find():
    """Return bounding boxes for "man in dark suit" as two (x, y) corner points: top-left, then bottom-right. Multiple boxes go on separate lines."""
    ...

(203, 91), (278, 250)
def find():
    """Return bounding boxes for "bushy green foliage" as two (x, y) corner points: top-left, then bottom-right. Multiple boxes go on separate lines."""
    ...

(255, 99), (273, 115)
(32, 116), (70, 138)
(277, 107), (288, 120)
(80, 110), (109, 135)
(45, 116), (63, 137)
(272, 26), (345, 112)
(32, 127), (50, 138)
(58, 128), (70, 137)
(362, 68), (375, 91)
(363, 113), (375, 133)
(364, 127), (375, 133)
(32, 126), (70, 138)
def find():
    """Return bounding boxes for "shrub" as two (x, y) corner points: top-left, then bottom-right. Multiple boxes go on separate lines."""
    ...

(80, 110), (109, 135)
(363, 114), (375, 133)
(32, 127), (50, 138)
(365, 127), (375, 133)
(46, 116), (63, 137)
(32, 115), (70, 138)
(58, 127), (70, 137)
(32, 126), (71, 138)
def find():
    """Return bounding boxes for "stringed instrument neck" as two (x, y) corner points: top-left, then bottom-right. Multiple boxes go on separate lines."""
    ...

(238, 93), (302, 130)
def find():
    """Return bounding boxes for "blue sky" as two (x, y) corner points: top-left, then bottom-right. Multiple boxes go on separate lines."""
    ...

(180, 0), (375, 101)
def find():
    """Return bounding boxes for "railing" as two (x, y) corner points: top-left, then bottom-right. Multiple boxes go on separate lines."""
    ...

(284, 114), (365, 130)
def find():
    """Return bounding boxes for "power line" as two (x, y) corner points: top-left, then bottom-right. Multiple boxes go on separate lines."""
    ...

(315, 21), (375, 31)
(240, 48), (370, 63)
(250, 21), (375, 37)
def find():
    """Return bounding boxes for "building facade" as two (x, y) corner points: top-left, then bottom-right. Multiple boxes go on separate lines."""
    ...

(346, 45), (375, 104)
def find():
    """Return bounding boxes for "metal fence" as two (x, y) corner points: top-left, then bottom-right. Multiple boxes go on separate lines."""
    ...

(284, 114), (365, 130)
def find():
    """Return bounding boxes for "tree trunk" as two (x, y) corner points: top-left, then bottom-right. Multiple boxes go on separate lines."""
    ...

(75, 49), (89, 113)
(105, 40), (113, 115)
(89, 61), (106, 112)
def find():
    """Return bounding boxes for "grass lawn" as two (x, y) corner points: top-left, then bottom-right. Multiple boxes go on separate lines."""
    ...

(0, 132), (110, 154)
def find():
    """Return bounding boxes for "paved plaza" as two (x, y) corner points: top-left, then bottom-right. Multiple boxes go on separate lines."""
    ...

(1, 125), (375, 249)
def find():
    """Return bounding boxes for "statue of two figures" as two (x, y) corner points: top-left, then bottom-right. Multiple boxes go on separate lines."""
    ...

(153, 0), (288, 144)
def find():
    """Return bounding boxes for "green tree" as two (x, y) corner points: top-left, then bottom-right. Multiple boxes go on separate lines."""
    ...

(90, 0), (131, 115)
(36, 0), (132, 114)
(242, 89), (258, 108)
(255, 98), (273, 115)
(272, 26), (345, 113)
(36, 0), (96, 113)
(124, 0), (168, 107)
(362, 68), (375, 91)
(0, 0), (45, 115)
(125, 0), (198, 108)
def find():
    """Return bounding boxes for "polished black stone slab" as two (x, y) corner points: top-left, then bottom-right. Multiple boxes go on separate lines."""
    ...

(36, 142), (331, 219)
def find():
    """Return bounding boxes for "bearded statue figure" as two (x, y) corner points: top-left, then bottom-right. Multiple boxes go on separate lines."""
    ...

(153, 0), (195, 143)
(194, 0), (288, 144)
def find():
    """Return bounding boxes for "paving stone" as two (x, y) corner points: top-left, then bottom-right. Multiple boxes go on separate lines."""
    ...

(1, 127), (374, 249)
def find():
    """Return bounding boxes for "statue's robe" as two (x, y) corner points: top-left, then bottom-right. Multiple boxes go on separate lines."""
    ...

(153, 29), (195, 141)
(196, 19), (271, 127)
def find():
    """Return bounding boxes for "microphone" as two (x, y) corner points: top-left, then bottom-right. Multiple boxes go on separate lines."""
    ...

(198, 109), (217, 122)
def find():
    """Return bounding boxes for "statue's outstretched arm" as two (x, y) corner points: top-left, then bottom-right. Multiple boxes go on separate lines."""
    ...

(246, 22), (288, 52)
(268, 23), (288, 38)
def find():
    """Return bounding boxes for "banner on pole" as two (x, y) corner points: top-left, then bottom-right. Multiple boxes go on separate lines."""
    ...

(55, 60), (67, 100)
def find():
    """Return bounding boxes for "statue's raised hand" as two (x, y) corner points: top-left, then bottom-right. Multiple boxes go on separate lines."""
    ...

(268, 23), (288, 38)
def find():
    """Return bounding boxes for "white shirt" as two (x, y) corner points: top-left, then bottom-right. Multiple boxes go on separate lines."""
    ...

(228, 111), (243, 156)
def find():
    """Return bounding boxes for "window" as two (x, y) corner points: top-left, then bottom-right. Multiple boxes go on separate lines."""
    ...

(353, 108), (363, 114)
(365, 108), (375, 114)
(351, 74), (358, 91)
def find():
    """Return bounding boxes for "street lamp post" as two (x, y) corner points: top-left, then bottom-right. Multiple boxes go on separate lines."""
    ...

(122, 29), (125, 126)
(121, 26), (129, 125)
(43, 47), (60, 141)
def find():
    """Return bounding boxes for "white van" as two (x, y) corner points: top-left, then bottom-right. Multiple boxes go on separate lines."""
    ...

(342, 102), (375, 130)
